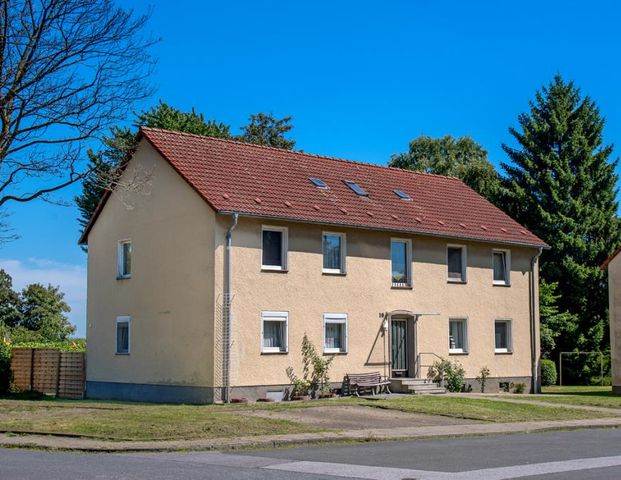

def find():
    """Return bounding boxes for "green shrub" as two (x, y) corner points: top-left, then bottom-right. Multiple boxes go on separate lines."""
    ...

(0, 341), (12, 395)
(10, 339), (86, 352)
(541, 359), (557, 386)
(428, 358), (465, 392)
(512, 382), (526, 394)
(476, 366), (491, 393)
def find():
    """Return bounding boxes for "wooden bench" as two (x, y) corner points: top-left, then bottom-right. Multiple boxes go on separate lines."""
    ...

(344, 372), (392, 396)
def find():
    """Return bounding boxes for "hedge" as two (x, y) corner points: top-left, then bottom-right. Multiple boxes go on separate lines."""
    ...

(541, 359), (557, 386)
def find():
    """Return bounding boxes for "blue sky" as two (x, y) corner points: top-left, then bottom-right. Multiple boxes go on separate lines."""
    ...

(1, 0), (620, 336)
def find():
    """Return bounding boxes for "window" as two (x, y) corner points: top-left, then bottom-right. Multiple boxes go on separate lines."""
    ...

(495, 320), (512, 353)
(324, 313), (347, 353)
(309, 177), (328, 189)
(261, 226), (288, 271)
(116, 316), (130, 354)
(393, 190), (411, 200)
(493, 250), (511, 285)
(449, 318), (468, 354)
(391, 239), (412, 286)
(117, 240), (132, 279)
(447, 245), (466, 282)
(323, 232), (346, 274)
(261, 311), (288, 353)
(344, 180), (368, 196)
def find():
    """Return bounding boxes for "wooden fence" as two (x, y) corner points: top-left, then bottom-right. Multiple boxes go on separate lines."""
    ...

(10, 347), (85, 399)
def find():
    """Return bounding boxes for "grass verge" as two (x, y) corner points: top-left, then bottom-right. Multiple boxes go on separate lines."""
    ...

(0, 393), (612, 442)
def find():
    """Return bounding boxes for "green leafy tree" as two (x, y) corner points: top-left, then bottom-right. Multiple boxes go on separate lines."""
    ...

(502, 75), (621, 354)
(0, 269), (21, 334)
(238, 113), (296, 150)
(75, 101), (232, 234)
(19, 284), (74, 342)
(389, 135), (501, 200)
(539, 280), (579, 359)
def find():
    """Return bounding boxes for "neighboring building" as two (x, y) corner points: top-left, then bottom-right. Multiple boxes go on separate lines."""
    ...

(601, 248), (621, 394)
(80, 127), (548, 403)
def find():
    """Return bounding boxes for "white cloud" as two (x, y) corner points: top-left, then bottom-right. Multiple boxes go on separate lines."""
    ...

(0, 258), (86, 337)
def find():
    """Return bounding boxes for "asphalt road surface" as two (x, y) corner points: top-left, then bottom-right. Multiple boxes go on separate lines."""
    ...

(2, 428), (621, 479)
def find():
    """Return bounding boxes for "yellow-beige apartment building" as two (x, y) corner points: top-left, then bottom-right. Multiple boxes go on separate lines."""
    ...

(79, 128), (548, 403)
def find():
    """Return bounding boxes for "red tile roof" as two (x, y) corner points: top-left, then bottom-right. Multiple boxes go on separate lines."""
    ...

(601, 245), (621, 269)
(79, 127), (548, 248)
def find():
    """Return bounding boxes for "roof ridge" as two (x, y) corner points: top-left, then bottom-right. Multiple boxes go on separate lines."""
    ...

(139, 127), (462, 182)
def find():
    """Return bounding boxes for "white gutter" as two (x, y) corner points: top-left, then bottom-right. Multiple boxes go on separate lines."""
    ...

(223, 212), (239, 403)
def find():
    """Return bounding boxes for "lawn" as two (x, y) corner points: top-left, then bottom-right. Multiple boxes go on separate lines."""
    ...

(0, 393), (613, 441)
(0, 398), (322, 441)
(512, 386), (621, 409)
(367, 395), (609, 422)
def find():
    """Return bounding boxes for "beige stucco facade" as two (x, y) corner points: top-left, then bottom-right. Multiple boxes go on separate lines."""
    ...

(86, 141), (541, 403)
(606, 253), (621, 393)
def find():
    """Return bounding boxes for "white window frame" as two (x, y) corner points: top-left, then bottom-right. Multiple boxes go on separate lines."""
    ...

(391, 238), (412, 287)
(261, 226), (288, 271)
(117, 239), (132, 279)
(492, 249), (511, 286)
(494, 319), (513, 353)
(447, 244), (467, 283)
(261, 311), (289, 353)
(449, 317), (469, 354)
(323, 313), (348, 354)
(115, 316), (131, 354)
(322, 232), (347, 274)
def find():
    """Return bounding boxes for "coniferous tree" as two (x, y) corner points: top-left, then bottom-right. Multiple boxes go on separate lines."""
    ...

(75, 101), (232, 234)
(502, 75), (621, 358)
(238, 113), (296, 150)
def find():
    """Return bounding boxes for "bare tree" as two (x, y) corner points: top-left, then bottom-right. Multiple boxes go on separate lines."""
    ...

(0, 0), (156, 212)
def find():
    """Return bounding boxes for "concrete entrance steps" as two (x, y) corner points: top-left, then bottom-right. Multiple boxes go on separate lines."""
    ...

(390, 378), (447, 394)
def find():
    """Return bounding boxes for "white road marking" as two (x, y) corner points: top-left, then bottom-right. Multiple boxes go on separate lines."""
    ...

(129, 451), (621, 479)
(263, 455), (621, 479)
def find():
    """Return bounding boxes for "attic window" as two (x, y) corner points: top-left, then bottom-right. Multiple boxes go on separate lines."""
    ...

(310, 177), (328, 189)
(393, 190), (411, 200)
(344, 180), (368, 196)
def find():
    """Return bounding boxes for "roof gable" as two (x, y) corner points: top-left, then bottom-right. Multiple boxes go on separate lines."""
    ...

(80, 127), (548, 248)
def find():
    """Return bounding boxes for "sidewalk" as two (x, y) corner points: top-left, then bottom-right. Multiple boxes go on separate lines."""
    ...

(2, 416), (621, 453)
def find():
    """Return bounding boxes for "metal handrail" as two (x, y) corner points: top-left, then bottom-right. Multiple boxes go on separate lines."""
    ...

(416, 352), (444, 379)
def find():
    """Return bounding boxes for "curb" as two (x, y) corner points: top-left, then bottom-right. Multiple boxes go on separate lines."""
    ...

(2, 419), (621, 453)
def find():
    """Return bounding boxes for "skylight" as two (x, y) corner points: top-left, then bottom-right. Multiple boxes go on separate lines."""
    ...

(344, 180), (368, 196)
(394, 190), (411, 200)
(309, 177), (328, 189)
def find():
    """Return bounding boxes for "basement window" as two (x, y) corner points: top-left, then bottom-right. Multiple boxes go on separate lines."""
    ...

(344, 180), (368, 196)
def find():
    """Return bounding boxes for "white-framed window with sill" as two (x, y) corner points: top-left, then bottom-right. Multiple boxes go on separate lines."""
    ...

(116, 316), (130, 354)
(391, 238), (412, 287)
(117, 240), (132, 279)
(449, 318), (468, 354)
(324, 313), (348, 353)
(447, 244), (467, 283)
(322, 232), (346, 274)
(261, 311), (288, 353)
(495, 319), (512, 353)
(261, 226), (288, 271)
(493, 249), (511, 285)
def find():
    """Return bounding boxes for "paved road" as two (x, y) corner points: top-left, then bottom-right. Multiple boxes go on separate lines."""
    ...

(2, 428), (621, 479)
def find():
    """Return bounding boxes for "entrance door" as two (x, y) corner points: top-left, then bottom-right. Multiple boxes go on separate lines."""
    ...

(391, 319), (408, 377)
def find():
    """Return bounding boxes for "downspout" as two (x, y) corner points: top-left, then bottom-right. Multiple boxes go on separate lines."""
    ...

(529, 247), (543, 394)
(223, 212), (239, 403)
